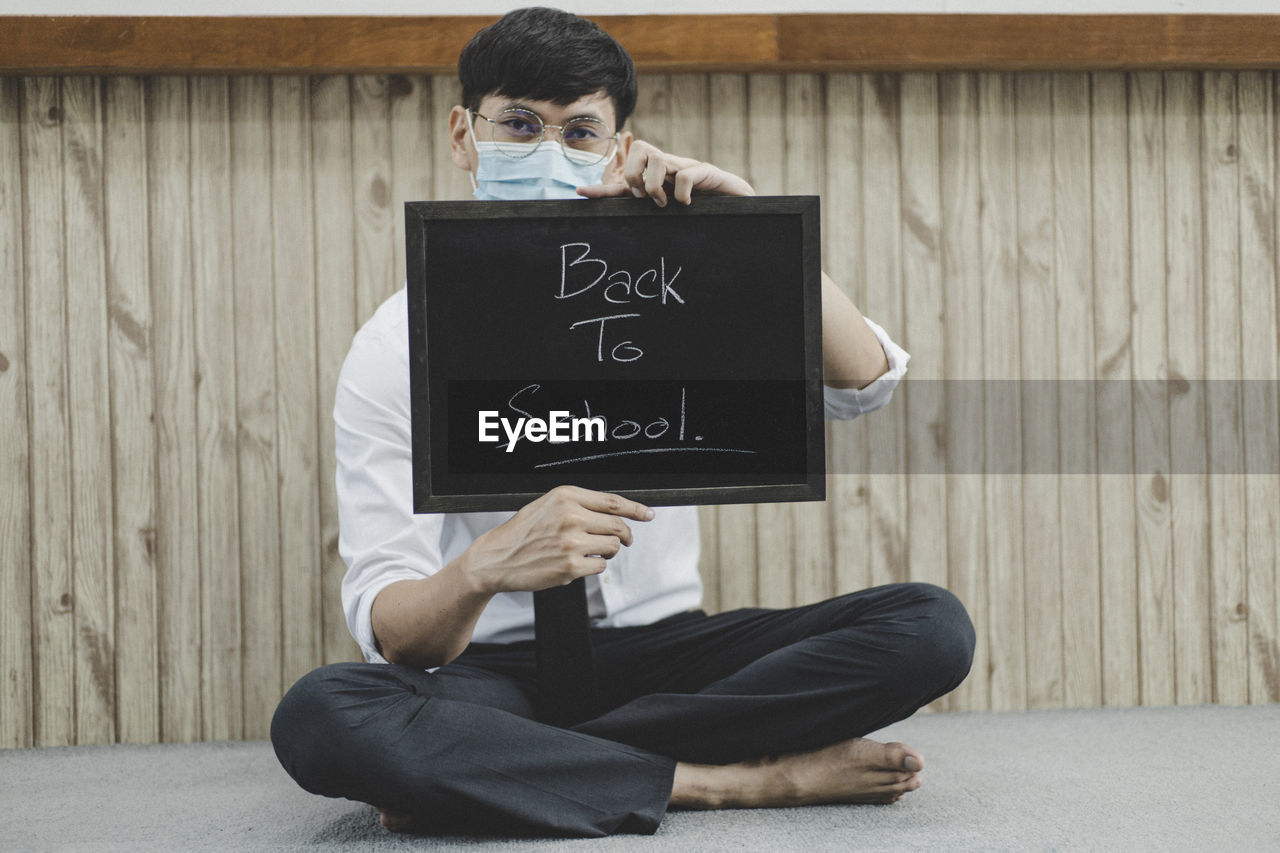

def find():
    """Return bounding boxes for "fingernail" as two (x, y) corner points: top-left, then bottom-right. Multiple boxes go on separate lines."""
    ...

(644, 509), (655, 520)
(630, 186), (644, 198)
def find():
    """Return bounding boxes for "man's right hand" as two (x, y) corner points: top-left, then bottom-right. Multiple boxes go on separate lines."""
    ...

(465, 485), (655, 594)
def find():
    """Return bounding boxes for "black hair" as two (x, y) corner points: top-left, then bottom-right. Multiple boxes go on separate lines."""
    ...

(458, 7), (638, 130)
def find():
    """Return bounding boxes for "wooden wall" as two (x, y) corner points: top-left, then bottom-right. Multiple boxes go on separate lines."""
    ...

(2, 71), (1278, 747)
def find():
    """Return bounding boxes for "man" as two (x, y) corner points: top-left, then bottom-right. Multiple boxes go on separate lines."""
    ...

(272, 7), (974, 838)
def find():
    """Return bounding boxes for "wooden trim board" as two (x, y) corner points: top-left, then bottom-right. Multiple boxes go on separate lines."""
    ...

(2, 14), (1280, 75)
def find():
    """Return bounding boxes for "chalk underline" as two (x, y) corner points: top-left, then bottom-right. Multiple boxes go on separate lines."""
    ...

(533, 446), (758, 468)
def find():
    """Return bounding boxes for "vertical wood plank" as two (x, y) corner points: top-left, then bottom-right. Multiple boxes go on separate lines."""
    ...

(668, 74), (709, 162)
(748, 73), (794, 609)
(1090, 71), (1140, 707)
(0, 76), (34, 749)
(1202, 71), (1249, 705)
(1129, 71), (1176, 706)
(1238, 71), (1280, 704)
(190, 76), (243, 740)
(103, 76), (159, 743)
(1052, 72), (1102, 709)
(146, 76), (200, 741)
(978, 73), (1027, 710)
(631, 73), (672, 157)
(899, 72), (948, 597)
(939, 71), (989, 711)
(230, 75), (282, 739)
(708, 73), (757, 612)
(785, 73), (832, 608)
(62, 76), (117, 743)
(824, 73), (872, 603)
(271, 76), (322, 692)
(22, 76), (75, 746)
(861, 74), (909, 592)
(1015, 73), (1064, 709)
(390, 75), (433, 295)
(310, 75), (360, 665)
(352, 76), (394, 326)
(1163, 71), (1212, 705)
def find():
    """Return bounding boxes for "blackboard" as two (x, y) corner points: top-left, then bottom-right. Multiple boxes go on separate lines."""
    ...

(405, 195), (824, 513)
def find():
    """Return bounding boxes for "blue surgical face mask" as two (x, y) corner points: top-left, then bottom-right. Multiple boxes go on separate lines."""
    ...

(467, 116), (610, 201)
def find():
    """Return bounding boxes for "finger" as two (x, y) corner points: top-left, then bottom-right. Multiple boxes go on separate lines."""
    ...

(580, 511), (634, 546)
(580, 533), (623, 559)
(572, 555), (608, 577)
(621, 144), (651, 196)
(672, 163), (714, 205)
(575, 489), (655, 521)
(643, 158), (669, 207)
(576, 181), (631, 199)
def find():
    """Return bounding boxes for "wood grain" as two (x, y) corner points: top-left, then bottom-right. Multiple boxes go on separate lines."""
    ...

(229, 76), (282, 739)
(146, 76), (201, 742)
(5, 68), (1280, 744)
(62, 76), (117, 744)
(270, 75), (323, 696)
(5, 16), (1280, 75)
(939, 72), (988, 711)
(1129, 72), (1176, 707)
(1202, 72), (1249, 705)
(352, 76), (394, 326)
(102, 76), (160, 743)
(190, 77), (243, 741)
(1238, 72), (1280, 703)
(1015, 72), (1064, 710)
(22, 76), (76, 746)
(0, 77), (34, 749)
(1052, 73), (1102, 709)
(978, 73), (1027, 711)
(1089, 71), (1140, 708)
(309, 75), (360, 666)
(1163, 71), (1212, 705)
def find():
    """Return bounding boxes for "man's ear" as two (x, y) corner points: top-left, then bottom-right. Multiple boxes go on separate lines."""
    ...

(604, 130), (633, 184)
(448, 105), (475, 172)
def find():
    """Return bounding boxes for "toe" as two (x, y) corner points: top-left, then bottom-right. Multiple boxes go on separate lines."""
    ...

(886, 741), (925, 773)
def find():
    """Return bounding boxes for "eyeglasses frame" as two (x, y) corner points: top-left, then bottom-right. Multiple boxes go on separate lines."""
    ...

(468, 107), (619, 165)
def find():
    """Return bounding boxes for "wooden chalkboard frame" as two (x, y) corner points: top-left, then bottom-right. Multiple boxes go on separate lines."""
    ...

(405, 195), (824, 513)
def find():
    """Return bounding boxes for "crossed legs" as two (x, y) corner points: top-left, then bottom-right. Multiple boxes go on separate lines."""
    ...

(271, 582), (975, 837)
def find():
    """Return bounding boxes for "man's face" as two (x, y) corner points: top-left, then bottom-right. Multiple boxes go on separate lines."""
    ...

(449, 89), (632, 186)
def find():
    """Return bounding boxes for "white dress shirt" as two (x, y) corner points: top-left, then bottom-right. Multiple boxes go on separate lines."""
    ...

(337, 287), (910, 663)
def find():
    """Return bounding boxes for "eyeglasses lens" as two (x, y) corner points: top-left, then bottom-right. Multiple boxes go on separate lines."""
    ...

(490, 109), (613, 164)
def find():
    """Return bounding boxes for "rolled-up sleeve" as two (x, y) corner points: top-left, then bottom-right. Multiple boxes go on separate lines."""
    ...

(822, 316), (911, 421)
(335, 321), (443, 664)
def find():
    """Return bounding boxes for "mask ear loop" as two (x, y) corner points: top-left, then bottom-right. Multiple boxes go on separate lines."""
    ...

(464, 108), (480, 192)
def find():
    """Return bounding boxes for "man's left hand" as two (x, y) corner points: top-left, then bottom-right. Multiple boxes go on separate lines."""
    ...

(577, 140), (754, 206)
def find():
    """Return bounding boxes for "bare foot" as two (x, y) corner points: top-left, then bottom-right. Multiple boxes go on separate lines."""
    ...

(376, 807), (421, 833)
(671, 737), (924, 810)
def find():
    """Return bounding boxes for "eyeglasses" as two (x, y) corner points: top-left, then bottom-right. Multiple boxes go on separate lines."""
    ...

(469, 107), (618, 166)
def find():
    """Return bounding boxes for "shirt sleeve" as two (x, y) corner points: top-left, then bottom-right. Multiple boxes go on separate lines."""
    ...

(335, 321), (444, 664)
(822, 316), (911, 421)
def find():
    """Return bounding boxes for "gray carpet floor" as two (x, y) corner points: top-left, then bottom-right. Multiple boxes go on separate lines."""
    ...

(2, 704), (1277, 852)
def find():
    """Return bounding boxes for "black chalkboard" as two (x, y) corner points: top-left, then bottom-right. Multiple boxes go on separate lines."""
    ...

(405, 195), (824, 513)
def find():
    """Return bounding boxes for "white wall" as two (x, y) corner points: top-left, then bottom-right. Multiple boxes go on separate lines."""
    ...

(3, 1), (1276, 14)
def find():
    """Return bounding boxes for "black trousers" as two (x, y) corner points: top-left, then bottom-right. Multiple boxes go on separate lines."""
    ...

(271, 582), (975, 838)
